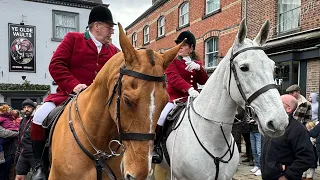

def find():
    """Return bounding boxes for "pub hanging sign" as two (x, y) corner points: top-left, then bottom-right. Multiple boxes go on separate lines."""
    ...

(8, 23), (36, 72)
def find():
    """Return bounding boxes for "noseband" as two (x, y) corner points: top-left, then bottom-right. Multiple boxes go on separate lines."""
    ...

(69, 65), (166, 180)
(229, 46), (277, 119)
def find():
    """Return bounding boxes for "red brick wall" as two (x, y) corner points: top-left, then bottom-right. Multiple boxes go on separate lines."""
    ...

(126, 0), (242, 65)
(246, 0), (320, 39)
(307, 59), (320, 95)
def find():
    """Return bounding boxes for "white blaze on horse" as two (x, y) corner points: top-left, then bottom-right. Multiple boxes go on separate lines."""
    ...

(164, 19), (289, 180)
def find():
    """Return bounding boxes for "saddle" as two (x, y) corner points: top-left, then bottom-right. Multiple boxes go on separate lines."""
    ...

(161, 101), (186, 166)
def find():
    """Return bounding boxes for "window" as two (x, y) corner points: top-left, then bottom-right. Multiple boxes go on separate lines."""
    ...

(205, 38), (218, 68)
(278, 0), (301, 33)
(179, 2), (189, 27)
(158, 17), (165, 37)
(52, 10), (79, 41)
(132, 33), (137, 47)
(206, 0), (220, 14)
(143, 26), (149, 44)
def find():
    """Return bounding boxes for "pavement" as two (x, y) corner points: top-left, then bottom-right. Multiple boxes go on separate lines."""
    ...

(233, 152), (320, 180)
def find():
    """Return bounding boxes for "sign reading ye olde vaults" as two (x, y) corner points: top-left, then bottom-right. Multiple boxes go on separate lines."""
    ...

(8, 23), (36, 72)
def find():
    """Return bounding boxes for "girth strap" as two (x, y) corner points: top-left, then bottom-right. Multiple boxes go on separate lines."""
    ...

(122, 133), (155, 141)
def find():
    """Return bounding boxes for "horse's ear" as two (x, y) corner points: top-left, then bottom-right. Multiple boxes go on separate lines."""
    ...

(118, 23), (137, 67)
(254, 19), (270, 46)
(234, 18), (247, 46)
(161, 39), (186, 69)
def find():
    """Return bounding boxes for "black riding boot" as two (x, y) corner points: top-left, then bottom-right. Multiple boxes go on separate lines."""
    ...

(152, 125), (163, 164)
(31, 124), (48, 180)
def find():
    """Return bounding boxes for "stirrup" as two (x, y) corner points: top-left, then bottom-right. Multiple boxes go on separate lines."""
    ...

(152, 146), (163, 164)
(32, 164), (48, 180)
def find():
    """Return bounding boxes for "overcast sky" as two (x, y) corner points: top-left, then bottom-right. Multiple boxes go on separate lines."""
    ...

(102, 0), (152, 49)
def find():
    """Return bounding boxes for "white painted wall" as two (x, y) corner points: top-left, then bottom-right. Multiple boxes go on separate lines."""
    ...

(0, 0), (91, 102)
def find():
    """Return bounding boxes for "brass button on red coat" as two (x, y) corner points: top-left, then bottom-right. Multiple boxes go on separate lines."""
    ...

(190, 80), (193, 83)
(191, 75), (193, 78)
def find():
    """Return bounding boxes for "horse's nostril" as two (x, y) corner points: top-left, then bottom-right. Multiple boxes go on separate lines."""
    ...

(267, 120), (275, 131)
(125, 173), (135, 180)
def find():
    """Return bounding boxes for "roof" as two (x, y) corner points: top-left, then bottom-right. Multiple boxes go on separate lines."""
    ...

(25, 0), (106, 9)
(125, 0), (169, 30)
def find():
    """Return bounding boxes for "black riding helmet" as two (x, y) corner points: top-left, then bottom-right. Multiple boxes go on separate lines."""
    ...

(175, 30), (196, 49)
(88, 5), (116, 25)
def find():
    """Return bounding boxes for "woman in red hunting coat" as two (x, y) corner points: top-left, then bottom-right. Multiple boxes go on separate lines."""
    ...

(30, 6), (119, 179)
(152, 30), (208, 164)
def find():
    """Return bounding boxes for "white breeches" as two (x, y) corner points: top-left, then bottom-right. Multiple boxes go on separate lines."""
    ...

(33, 102), (56, 125)
(157, 102), (174, 126)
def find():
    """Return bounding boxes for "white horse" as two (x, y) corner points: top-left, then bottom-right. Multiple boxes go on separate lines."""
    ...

(163, 19), (289, 180)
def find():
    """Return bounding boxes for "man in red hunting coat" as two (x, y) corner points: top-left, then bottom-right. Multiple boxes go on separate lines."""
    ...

(30, 5), (119, 179)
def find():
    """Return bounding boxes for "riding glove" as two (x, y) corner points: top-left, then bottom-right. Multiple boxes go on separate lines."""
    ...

(187, 87), (200, 98)
(185, 61), (200, 72)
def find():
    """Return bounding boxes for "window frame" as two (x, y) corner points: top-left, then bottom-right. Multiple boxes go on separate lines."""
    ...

(278, 0), (301, 33)
(205, 37), (219, 69)
(132, 32), (137, 47)
(157, 16), (165, 38)
(206, 0), (220, 14)
(143, 25), (150, 44)
(179, 2), (189, 27)
(52, 10), (79, 42)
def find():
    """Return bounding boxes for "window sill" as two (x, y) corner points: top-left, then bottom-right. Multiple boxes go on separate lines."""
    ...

(276, 27), (301, 38)
(156, 35), (165, 41)
(176, 23), (190, 31)
(143, 42), (150, 46)
(202, 9), (221, 20)
(51, 37), (63, 42)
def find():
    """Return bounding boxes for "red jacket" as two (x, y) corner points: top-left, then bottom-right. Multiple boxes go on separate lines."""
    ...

(45, 31), (118, 105)
(165, 57), (208, 102)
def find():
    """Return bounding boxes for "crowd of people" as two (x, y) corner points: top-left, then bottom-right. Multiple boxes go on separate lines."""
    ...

(234, 84), (319, 180)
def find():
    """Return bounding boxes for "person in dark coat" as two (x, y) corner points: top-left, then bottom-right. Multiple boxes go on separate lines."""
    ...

(15, 99), (36, 180)
(309, 118), (320, 166)
(261, 94), (315, 180)
(30, 5), (119, 179)
(152, 30), (209, 164)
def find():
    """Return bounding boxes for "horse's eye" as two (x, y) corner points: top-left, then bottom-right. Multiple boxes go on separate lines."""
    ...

(123, 96), (134, 108)
(239, 64), (249, 72)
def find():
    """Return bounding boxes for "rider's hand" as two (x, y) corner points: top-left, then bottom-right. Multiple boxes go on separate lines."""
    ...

(73, 84), (87, 94)
(185, 61), (200, 72)
(187, 87), (199, 98)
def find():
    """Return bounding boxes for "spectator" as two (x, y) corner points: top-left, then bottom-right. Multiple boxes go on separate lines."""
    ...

(308, 92), (318, 123)
(261, 94), (315, 180)
(15, 99), (36, 180)
(286, 84), (312, 125)
(303, 121), (317, 180)
(248, 116), (262, 176)
(309, 111), (320, 169)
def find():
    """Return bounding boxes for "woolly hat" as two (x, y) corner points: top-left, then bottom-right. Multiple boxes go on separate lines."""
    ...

(22, 99), (36, 108)
(88, 5), (116, 25)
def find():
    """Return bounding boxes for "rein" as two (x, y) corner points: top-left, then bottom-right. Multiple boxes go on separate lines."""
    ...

(189, 100), (235, 180)
(68, 65), (166, 180)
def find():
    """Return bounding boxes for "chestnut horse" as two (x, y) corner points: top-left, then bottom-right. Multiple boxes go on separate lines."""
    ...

(49, 24), (183, 180)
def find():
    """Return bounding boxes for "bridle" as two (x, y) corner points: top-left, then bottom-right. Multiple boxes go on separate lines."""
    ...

(69, 65), (166, 180)
(188, 46), (277, 180)
(228, 46), (277, 120)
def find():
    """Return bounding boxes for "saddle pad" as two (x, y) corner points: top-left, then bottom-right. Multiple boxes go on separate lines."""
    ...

(161, 102), (186, 166)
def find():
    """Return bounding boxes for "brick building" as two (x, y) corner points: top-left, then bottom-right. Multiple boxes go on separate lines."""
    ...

(246, 0), (320, 96)
(126, 0), (320, 97)
(125, 0), (243, 73)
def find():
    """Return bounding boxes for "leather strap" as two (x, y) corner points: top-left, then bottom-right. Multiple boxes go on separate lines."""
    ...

(247, 84), (278, 104)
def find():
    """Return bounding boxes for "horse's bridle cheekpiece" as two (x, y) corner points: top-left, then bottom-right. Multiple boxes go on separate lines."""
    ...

(229, 46), (277, 119)
(68, 65), (166, 180)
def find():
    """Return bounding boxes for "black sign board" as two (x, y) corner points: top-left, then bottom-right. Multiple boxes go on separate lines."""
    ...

(8, 23), (36, 72)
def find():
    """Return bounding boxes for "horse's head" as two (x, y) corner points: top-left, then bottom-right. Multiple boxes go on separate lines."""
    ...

(227, 19), (288, 138)
(107, 23), (182, 179)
